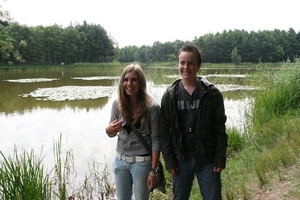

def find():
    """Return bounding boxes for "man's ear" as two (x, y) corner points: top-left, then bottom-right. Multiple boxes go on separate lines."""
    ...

(198, 65), (201, 72)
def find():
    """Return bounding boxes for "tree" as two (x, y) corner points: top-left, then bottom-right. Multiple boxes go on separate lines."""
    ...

(273, 45), (285, 62)
(76, 21), (114, 63)
(0, 4), (25, 64)
(62, 26), (79, 64)
(231, 47), (241, 65)
(119, 46), (138, 62)
(134, 45), (149, 63)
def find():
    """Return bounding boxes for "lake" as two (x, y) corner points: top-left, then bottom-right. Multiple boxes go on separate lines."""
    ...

(0, 66), (257, 183)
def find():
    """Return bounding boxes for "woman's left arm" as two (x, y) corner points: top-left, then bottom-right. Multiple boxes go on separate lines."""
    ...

(149, 102), (161, 160)
(147, 102), (161, 190)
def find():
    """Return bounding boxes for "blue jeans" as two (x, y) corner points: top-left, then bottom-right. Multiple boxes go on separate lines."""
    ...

(172, 160), (222, 200)
(113, 157), (151, 200)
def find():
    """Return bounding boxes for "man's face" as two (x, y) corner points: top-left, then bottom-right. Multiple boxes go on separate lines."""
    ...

(178, 51), (200, 80)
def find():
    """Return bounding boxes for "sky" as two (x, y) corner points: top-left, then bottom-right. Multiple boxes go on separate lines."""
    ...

(2, 0), (300, 47)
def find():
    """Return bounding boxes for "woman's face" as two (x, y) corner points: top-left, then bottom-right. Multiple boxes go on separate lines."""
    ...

(123, 71), (140, 98)
(178, 51), (200, 80)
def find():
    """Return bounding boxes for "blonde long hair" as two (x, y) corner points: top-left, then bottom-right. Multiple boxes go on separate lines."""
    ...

(117, 64), (153, 124)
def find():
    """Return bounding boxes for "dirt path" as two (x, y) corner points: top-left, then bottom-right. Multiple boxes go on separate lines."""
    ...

(253, 160), (300, 200)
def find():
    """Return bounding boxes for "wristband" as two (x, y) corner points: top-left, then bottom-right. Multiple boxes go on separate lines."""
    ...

(150, 167), (159, 173)
(149, 172), (158, 177)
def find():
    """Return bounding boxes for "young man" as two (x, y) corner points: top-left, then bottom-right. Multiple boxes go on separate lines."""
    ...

(160, 44), (228, 200)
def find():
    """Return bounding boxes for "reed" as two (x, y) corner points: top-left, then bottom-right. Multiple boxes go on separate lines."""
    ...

(0, 134), (115, 200)
(226, 127), (245, 158)
(51, 134), (115, 199)
(0, 147), (51, 200)
(251, 60), (300, 128)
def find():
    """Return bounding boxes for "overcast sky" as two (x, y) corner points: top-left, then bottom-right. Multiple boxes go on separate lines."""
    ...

(2, 0), (300, 47)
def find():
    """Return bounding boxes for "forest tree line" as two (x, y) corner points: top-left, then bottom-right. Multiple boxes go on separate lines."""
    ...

(118, 28), (300, 64)
(1, 19), (300, 65)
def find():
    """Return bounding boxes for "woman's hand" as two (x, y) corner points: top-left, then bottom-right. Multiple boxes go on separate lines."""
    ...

(106, 119), (122, 136)
(147, 172), (159, 191)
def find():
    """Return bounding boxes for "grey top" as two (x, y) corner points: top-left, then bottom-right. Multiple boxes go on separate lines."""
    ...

(108, 99), (160, 156)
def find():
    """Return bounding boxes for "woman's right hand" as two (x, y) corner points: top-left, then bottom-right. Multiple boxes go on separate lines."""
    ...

(106, 119), (123, 136)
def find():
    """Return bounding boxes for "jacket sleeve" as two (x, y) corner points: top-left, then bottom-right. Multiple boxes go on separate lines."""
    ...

(213, 90), (228, 169)
(159, 90), (179, 170)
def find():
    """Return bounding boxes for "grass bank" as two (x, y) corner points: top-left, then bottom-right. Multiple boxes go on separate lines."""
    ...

(0, 61), (284, 70)
(220, 59), (300, 200)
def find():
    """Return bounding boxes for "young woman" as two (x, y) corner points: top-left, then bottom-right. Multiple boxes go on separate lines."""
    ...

(106, 64), (160, 200)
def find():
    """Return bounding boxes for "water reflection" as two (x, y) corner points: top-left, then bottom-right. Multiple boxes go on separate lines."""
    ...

(0, 67), (258, 182)
(0, 105), (117, 181)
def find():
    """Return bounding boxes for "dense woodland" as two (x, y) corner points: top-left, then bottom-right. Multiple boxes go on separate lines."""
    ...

(1, 18), (300, 65)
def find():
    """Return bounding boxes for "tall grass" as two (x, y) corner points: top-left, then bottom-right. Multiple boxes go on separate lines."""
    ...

(51, 134), (116, 199)
(0, 135), (115, 200)
(0, 147), (51, 199)
(221, 59), (300, 199)
(251, 59), (300, 128)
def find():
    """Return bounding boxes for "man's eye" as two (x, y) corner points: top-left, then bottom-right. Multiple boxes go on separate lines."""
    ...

(188, 63), (195, 67)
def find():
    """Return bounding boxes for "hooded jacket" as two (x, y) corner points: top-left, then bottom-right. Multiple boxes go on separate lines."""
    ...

(160, 77), (228, 170)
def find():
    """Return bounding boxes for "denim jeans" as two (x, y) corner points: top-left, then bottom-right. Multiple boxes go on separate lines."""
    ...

(172, 160), (222, 200)
(113, 157), (151, 200)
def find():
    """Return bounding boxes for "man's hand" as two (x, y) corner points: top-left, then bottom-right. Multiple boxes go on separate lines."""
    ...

(168, 168), (179, 175)
(214, 167), (223, 173)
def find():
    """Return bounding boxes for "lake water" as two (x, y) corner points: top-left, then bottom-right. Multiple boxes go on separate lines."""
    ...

(0, 66), (257, 183)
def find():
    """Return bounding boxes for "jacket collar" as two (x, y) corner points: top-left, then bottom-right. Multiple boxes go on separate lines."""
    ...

(170, 76), (215, 89)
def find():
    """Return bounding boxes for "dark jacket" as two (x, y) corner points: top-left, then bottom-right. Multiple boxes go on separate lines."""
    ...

(160, 77), (228, 170)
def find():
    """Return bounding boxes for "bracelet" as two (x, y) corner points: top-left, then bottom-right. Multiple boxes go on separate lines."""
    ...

(150, 167), (159, 173)
(149, 172), (158, 177)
